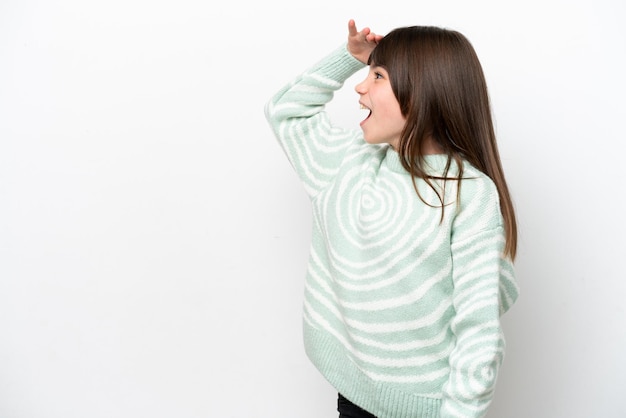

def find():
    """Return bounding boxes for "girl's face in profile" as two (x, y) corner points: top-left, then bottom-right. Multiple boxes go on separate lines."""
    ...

(355, 65), (406, 150)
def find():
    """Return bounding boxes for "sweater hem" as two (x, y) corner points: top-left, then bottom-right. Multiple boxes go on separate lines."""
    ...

(303, 322), (442, 418)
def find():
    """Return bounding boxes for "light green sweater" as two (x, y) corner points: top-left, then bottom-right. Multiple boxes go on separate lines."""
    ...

(264, 45), (519, 418)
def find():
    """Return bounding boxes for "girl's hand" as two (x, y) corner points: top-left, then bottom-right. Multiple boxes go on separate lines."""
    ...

(347, 19), (383, 64)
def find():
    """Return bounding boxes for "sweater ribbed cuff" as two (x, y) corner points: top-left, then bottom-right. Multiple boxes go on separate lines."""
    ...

(306, 43), (366, 83)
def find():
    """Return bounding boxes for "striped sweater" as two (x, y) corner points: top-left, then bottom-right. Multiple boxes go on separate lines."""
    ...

(264, 44), (519, 418)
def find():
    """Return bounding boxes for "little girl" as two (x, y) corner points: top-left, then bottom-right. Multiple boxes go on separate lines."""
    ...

(265, 19), (519, 418)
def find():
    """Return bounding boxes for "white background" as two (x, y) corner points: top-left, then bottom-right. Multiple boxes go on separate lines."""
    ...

(1, 0), (625, 417)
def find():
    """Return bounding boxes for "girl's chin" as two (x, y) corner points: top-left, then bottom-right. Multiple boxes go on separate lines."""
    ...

(363, 136), (383, 145)
(362, 135), (398, 149)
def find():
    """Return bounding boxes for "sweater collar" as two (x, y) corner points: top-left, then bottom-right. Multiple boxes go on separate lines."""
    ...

(383, 146), (453, 175)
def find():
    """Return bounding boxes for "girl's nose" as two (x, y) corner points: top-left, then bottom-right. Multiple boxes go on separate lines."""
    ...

(355, 80), (366, 95)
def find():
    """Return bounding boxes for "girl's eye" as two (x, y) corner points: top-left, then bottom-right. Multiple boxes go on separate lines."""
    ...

(374, 72), (383, 79)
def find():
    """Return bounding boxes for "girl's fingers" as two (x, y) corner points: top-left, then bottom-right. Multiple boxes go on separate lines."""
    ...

(348, 19), (357, 36)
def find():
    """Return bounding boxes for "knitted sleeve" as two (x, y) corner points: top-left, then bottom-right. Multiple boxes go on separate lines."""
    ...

(440, 176), (519, 418)
(264, 45), (365, 198)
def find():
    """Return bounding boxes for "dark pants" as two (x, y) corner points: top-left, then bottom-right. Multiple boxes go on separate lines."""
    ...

(337, 393), (377, 418)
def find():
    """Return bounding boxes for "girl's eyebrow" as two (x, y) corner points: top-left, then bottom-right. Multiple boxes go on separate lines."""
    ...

(370, 63), (387, 72)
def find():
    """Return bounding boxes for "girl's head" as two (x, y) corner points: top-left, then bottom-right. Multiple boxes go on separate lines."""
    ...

(363, 26), (517, 259)
(368, 26), (493, 167)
